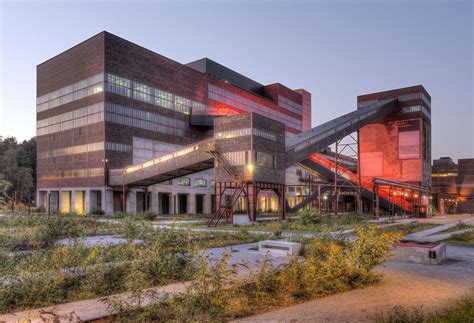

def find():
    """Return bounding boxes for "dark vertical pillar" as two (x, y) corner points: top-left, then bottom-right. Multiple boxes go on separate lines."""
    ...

(247, 183), (257, 222)
(279, 185), (286, 220)
(215, 182), (222, 214)
(144, 188), (148, 213)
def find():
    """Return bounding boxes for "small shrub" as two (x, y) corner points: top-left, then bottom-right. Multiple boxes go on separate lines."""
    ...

(299, 208), (321, 225)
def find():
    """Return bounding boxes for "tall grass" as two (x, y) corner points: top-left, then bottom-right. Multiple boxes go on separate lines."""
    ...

(107, 226), (402, 321)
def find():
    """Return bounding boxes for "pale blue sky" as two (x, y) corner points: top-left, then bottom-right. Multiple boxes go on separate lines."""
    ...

(0, 0), (472, 160)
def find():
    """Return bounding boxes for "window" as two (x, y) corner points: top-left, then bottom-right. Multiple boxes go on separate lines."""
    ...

(256, 151), (276, 168)
(253, 128), (277, 141)
(195, 179), (207, 187)
(398, 120), (420, 159)
(223, 151), (249, 166)
(215, 128), (251, 139)
(177, 177), (191, 186)
(161, 180), (173, 185)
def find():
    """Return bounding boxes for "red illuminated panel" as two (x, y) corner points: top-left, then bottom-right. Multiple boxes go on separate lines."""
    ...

(398, 120), (420, 159)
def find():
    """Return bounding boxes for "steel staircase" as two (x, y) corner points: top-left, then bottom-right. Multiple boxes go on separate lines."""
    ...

(306, 153), (413, 212)
(207, 149), (248, 226)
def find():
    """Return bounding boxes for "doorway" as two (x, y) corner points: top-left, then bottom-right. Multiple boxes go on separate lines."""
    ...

(178, 194), (188, 214)
(196, 194), (204, 214)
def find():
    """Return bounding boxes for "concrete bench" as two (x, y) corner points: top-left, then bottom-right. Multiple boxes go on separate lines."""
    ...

(391, 241), (446, 265)
(258, 240), (301, 256)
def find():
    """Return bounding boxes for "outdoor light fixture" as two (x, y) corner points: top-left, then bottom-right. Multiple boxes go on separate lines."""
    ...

(404, 192), (409, 197)
(323, 195), (328, 200)
(247, 164), (254, 172)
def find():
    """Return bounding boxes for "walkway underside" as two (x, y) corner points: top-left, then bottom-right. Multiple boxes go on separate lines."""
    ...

(109, 99), (398, 188)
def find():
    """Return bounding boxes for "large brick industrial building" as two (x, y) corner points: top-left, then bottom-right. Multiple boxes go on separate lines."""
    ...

(36, 31), (434, 219)
(36, 31), (312, 214)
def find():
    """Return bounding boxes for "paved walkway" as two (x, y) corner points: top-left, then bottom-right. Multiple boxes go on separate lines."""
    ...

(404, 216), (474, 242)
(237, 245), (474, 322)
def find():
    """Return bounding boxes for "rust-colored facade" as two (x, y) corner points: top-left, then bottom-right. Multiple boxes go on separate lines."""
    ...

(357, 85), (432, 189)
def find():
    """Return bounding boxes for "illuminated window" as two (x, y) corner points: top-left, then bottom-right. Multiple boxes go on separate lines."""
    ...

(161, 180), (173, 185)
(215, 128), (251, 139)
(177, 177), (191, 186)
(195, 179), (207, 187)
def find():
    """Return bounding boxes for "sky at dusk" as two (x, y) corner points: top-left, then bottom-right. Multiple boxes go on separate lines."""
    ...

(0, 0), (472, 161)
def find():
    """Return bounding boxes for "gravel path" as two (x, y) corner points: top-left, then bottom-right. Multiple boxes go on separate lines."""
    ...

(236, 245), (474, 322)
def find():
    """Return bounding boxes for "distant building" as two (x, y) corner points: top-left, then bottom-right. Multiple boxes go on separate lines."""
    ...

(432, 157), (474, 213)
(36, 31), (311, 214)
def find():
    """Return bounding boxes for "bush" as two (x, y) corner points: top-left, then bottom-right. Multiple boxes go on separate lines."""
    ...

(299, 209), (321, 225)
(90, 207), (105, 215)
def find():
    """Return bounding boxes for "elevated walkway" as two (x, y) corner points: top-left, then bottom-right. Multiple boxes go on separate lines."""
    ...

(109, 99), (398, 188)
(108, 139), (214, 187)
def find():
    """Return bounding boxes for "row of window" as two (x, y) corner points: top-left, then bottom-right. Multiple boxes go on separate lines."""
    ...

(215, 128), (251, 139)
(38, 141), (133, 159)
(38, 142), (103, 159)
(223, 151), (249, 166)
(37, 103), (104, 136)
(37, 73), (104, 105)
(208, 84), (303, 131)
(37, 101), (194, 138)
(278, 95), (302, 114)
(105, 110), (187, 137)
(37, 73), (207, 117)
(401, 105), (431, 120)
(38, 167), (104, 180)
(105, 142), (133, 153)
(215, 127), (277, 141)
(163, 178), (210, 187)
(106, 73), (207, 115)
(221, 150), (276, 168)
(253, 128), (277, 141)
(37, 83), (104, 112)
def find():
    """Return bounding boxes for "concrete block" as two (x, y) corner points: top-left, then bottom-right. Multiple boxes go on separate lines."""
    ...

(258, 240), (301, 256)
(233, 213), (251, 226)
(391, 242), (446, 265)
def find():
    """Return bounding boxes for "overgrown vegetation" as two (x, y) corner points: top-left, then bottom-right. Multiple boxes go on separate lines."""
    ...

(0, 214), (272, 314)
(372, 291), (474, 323)
(443, 229), (474, 246)
(0, 213), (121, 252)
(105, 226), (402, 321)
